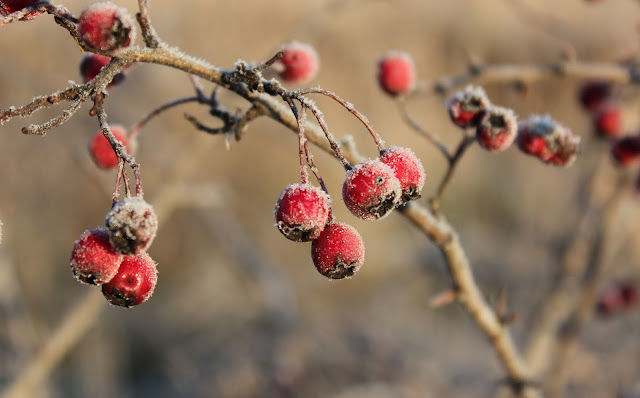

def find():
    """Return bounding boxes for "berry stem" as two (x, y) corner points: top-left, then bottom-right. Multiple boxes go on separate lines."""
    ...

(304, 139), (329, 195)
(128, 96), (200, 139)
(431, 134), (476, 214)
(136, 0), (160, 48)
(397, 98), (451, 160)
(285, 98), (309, 184)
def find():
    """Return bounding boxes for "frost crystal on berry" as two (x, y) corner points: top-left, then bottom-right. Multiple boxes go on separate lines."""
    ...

(78, 2), (136, 52)
(105, 198), (158, 255)
(311, 222), (365, 280)
(476, 106), (518, 152)
(447, 85), (491, 129)
(377, 51), (416, 96)
(274, 183), (330, 242)
(379, 146), (426, 203)
(516, 115), (580, 166)
(343, 159), (402, 221)
(70, 228), (123, 285)
(276, 41), (319, 84)
(101, 251), (158, 307)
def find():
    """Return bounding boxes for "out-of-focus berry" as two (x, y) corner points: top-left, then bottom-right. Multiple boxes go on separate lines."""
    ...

(78, 2), (136, 52)
(448, 85), (491, 128)
(377, 51), (416, 97)
(0, 0), (45, 20)
(476, 106), (518, 152)
(79, 53), (126, 86)
(89, 125), (134, 170)
(611, 135), (640, 167)
(593, 102), (621, 138)
(516, 115), (580, 166)
(578, 81), (611, 112)
(276, 41), (319, 84)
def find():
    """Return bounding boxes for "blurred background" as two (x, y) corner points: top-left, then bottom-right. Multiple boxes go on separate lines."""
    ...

(1, 0), (640, 397)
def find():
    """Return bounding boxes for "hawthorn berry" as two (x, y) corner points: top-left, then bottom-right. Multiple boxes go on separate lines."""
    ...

(611, 136), (640, 167)
(101, 251), (157, 308)
(342, 159), (402, 220)
(276, 41), (319, 84)
(311, 222), (365, 280)
(592, 103), (621, 138)
(69, 228), (123, 285)
(596, 282), (638, 316)
(516, 115), (580, 166)
(78, 2), (136, 52)
(447, 86), (491, 128)
(578, 80), (611, 112)
(476, 106), (518, 152)
(274, 183), (331, 242)
(379, 146), (426, 203)
(0, 0), (45, 20)
(376, 51), (416, 97)
(79, 53), (126, 86)
(89, 125), (134, 170)
(105, 198), (158, 255)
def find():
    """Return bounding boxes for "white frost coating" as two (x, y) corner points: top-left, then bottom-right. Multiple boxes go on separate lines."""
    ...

(105, 198), (158, 254)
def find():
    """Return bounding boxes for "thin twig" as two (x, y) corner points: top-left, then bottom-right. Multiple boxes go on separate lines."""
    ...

(430, 134), (477, 214)
(397, 98), (451, 160)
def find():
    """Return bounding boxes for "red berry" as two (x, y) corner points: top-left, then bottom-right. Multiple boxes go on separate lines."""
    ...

(596, 281), (638, 316)
(274, 183), (330, 242)
(0, 0), (45, 20)
(79, 53), (125, 87)
(70, 228), (123, 285)
(578, 81), (611, 112)
(376, 51), (416, 97)
(593, 103), (621, 138)
(476, 106), (518, 152)
(448, 86), (491, 128)
(311, 222), (364, 279)
(611, 136), (640, 167)
(89, 125), (134, 169)
(342, 159), (402, 220)
(276, 41), (319, 84)
(78, 2), (136, 52)
(379, 146), (426, 203)
(101, 251), (157, 307)
(105, 198), (158, 255)
(516, 115), (580, 166)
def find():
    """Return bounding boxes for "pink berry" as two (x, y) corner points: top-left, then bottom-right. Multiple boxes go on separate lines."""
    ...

(89, 125), (134, 169)
(70, 228), (123, 285)
(105, 198), (158, 255)
(101, 251), (157, 307)
(274, 183), (330, 242)
(342, 159), (402, 220)
(377, 51), (416, 97)
(0, 0), (45, 20)
(79, 53), (125, 87)
(311, 222), (364, 280)
(593, 103), (621, 138)
(379, 146), (426, 203)
(447, 86), (491, 128)
(77, 2), (136, 52)
(611, 136), (640, 167)
(276, 41), (319, 84)
(516, 115), (580, 166)
(476, 106), (518, 152)
(578, 81), (611, 112)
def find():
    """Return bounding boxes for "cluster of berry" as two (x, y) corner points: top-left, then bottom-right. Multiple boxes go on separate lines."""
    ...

(70, 198), (158, 308)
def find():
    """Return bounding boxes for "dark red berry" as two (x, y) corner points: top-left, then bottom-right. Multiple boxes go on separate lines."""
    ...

(79, 53), (125, 86)
(70, 228), (123, 285)
(516, 115), (580, 166)
(377, 51), (416, 97)
(448, 86), (491, 128)
(276, 41), (319, 84)
(101, 252), (157, 307)
(311, 222), (364, 279)
(78, 2), (136, 52)
(611, 136), (640, 167)
(89, 125), (134, 170)
(105, 198), (158, 255)
(274, 183), (330, 242)
(379, 146), (425, 203)
(342, 159), (401, 220)
(593, 103), (621, 138)
(596, 281), (638, 316)
(476, 106), (518, 152)
(578, 81), (611, 112)
(0, 0), (45, 20)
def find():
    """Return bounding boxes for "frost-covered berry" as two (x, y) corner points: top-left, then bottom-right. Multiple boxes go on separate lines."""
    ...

(276, 41), (319, 84)
(611, 136), (640, 167)
(275, 183), (330, 242)
(593, 103), (621, 138)
(448, 85), (491, 128)
(78, 2), (136, 52)
(516, 115), (580, 166)
(342, 159), (402, 220)
(379, 146), (425, 203)
(70, 228), (123, 285)
(377, 51), (416, 96)
(89, 125), (134, 170)
(79, 53), (125, 86)
(105, 198), (158, 255)
(101, 251), (157, 307)
(476, 106), (518, 152)
(311, 222), (364, 280)
(0, 0), (45, 20)
(579, 81), (611, 112)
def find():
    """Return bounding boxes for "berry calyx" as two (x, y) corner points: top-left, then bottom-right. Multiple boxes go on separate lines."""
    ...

(447, 86), (491, 128)
(342, 159), (402, 221)
(593, 103), (621, 138)
(476, 106), (518, 152)
(105, 198), (158, 255)
(69, 228), (123, 285)
(311, 222), (365, 280)
(0, 0), (45, 20)
(611, 136), (640, 167)
(578, 80), (611, 112)
(376, 51), (416, 97)
(276, 41), (319, 84)
(89, 125), (134, 170)
(274, 183), (331, 242)
(79, 53), (126, 87)
(516, 115), (580, 166)
(379, 146), (426, 203)
(77, 2), (136, 52)
(101, 251), (157, 307)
